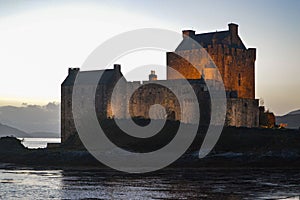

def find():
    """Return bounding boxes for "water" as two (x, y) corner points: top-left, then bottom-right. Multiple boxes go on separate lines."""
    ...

(0, 166), (299, 199)
(18, 138), (61, 149)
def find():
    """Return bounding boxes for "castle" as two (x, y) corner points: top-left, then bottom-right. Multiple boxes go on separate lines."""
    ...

(61, 23), (260, 143)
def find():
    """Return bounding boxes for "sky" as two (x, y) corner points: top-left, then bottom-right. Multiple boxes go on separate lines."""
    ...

(0, 0), (299, 115)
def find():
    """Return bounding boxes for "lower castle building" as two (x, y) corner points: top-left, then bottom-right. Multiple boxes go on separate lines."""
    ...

(61, 23), (260, 143)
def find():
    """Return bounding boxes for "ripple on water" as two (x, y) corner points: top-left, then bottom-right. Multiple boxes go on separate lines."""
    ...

(0, 168), (300, 199)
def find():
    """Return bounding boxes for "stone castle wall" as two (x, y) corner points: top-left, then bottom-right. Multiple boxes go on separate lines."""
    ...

(167, 46), (256, 99)
(120, 80), (210, 125)
(61, 85), (77, 143)
(109, 79), (258, 127)
(61, 75), (259, 143)
(61, 24), (260, 143)
(226, 98), (259, 127)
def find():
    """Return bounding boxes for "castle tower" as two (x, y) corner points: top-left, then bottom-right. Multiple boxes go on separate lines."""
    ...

(61, 65), (126, 143)
(167, 23), (256, 99)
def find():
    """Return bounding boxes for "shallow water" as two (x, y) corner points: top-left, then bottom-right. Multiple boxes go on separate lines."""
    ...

(18, 138), (61, 149)
(0, 166), (300, 199)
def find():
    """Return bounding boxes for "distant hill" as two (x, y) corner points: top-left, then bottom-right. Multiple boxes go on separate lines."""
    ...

(29, 132), (60, 138)
(0, 123), (30, 138)
(0, 103), (60, 133)
(276, 109), (300, 129)
(287, 109), (300, 115)
(0, 123), (60, 138)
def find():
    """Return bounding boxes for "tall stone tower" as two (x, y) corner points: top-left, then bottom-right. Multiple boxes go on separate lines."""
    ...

(167, 23), (256, 99)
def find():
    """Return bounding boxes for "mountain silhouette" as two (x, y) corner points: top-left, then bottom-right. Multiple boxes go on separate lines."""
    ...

(0, 102), (60, 133)
(0, 123), (29, 138)
(276, 109), (300, 129)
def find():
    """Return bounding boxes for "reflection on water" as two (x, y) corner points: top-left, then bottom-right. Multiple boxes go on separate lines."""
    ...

(19, 138), (61, 149)
(0, 166), (300, 199)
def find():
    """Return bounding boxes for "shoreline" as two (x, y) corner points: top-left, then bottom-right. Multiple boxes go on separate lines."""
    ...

(2, 161), (300, 172)
(1, 126), (300, 170)
(1, 149), (300, 171)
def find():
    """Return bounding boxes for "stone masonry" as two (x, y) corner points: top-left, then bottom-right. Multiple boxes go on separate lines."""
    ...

(61, 23), (259, 143)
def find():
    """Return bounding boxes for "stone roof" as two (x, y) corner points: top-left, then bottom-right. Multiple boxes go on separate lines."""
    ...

(176, 27), (247, 51)
(61, 69), (117, 86)
(195, 31), (229, 46)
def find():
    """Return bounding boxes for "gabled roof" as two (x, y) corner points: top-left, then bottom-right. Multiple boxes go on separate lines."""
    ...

(61, 69), (117, 87)
(195, 31), (229, 47)
(176, 29), (246, 51)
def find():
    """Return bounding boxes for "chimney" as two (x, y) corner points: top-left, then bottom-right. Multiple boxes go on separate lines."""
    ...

(182, 30), (195, 38)
(149, 70), (157, 81)
(68, 67), (80, 75)
(114, 64), (121, 72)
(228, 23), (238, 35)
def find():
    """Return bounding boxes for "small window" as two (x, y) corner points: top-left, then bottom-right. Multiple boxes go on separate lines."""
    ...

(238, 73), (241, 86)
(67, 101), (71, 108)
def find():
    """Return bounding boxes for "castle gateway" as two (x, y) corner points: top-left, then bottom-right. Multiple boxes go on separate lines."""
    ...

(61, 23), (259, 143)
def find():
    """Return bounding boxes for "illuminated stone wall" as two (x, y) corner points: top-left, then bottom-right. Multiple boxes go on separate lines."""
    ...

(167, 24), (256, 99)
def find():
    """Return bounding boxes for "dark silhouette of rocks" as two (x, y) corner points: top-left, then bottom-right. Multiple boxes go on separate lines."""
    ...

(1, 123), (300, 169)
